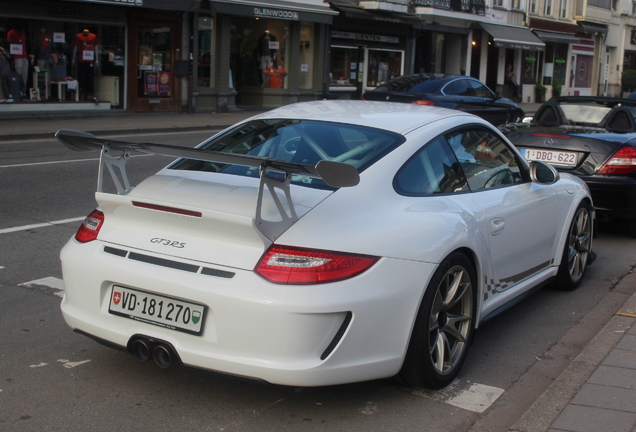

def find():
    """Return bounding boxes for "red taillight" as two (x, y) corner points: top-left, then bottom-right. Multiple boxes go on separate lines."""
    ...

(255, 245), (379, 285)
(598, 146), (636, 174)
(75, 210), (104, 243)
(412, 100), (435, 106)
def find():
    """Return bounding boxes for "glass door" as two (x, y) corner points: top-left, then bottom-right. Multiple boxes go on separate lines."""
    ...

(130, 21), (177, 111)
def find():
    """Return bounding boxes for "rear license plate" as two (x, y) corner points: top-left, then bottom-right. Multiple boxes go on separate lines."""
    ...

(109, 286), (205, 335)
(520, 148), (577, 166)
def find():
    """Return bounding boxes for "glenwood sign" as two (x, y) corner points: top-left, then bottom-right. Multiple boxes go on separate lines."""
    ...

(254, 7), (300, 20)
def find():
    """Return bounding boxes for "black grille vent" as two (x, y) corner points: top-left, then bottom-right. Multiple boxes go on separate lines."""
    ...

(320, 312), (352, 361)
(104, 246), (235, 279)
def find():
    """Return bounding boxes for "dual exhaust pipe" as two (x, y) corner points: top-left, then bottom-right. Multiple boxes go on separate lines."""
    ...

(129, 335), (180, 369)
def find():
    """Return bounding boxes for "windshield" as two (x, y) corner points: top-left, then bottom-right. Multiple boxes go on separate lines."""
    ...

(560, 103), (612, 125)
(171, 119), (405, 189)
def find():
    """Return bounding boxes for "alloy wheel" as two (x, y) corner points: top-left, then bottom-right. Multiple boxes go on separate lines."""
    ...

(428, 265), (474, 375)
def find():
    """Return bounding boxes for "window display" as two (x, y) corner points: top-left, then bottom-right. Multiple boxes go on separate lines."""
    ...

(0, 17), (125, 106)
(230, 18), (288, 89)
(367, 49), (403, 87)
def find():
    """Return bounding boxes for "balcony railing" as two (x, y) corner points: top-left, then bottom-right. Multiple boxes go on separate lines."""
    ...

(413, 0), (486, 15)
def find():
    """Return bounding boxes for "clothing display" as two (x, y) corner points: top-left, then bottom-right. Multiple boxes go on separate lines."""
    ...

(7, 28), (28, 93)
(34, 28), (54, 70)
(263, 65), (287, 89)
(73, 30), (99, 96)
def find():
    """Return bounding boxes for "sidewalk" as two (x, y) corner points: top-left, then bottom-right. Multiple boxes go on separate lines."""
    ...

(2, 101), (635, 432)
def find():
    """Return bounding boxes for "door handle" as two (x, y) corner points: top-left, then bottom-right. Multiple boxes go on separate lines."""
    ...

(490, 218), (505, 236)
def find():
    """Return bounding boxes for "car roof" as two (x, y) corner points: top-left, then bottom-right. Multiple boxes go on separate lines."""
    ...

(248, 100), (475, 135)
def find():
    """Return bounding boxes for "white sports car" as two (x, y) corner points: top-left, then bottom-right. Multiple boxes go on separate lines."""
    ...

(57, 100), (594, 389)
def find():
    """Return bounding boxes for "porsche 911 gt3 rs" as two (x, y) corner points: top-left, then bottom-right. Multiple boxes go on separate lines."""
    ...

(57, 100), (594, 388)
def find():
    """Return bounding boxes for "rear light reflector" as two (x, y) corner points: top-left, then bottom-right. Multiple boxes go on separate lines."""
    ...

(530, 133), (571, 139)
(133, 201), (202, 217)
(412, 100), (435, 106)
(75, 210), (104, 243)
(598, 146), (636, 174)
(255, 245), (379, 284)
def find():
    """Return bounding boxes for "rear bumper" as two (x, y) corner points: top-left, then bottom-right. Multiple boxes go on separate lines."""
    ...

(582, 175), (636, 221)
(60, 239), (435, 386)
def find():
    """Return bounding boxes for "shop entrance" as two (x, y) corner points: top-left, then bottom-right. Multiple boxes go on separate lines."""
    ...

(129, 18), (178, 112)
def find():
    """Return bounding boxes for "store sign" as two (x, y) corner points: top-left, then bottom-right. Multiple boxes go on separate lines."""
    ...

(254, 8), (299, 20)
(331, 31), (399, 44)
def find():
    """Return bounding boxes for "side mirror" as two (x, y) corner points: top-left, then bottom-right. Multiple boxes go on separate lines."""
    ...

(493, 92), (503, 100)
(529, 160), (559, 184)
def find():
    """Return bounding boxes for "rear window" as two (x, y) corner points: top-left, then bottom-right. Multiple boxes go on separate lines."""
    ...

(171, 119), (405, 189)
(560, 103), (612, 125)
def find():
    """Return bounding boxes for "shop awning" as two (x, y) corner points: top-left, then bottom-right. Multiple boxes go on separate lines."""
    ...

(578, 21), (608, 35)
(331, 2), (423, 26)
(479, 23), (545, 51)
(209, 0), (338, 24)
(533, 30), (580, 44)
(64, 0), (201, 12)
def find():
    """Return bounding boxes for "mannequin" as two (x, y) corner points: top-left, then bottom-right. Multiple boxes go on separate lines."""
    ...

(6, 23), (29, 95)
(34, 26), (54, 71)
(263, 61), (287, 89)
(257, 30), (277, 73)
(73, 28), (99, 99)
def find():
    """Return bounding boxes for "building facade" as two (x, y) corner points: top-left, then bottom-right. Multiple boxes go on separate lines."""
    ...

(2, 0), (635, 116)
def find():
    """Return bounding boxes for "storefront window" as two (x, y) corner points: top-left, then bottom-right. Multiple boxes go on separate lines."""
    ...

(0, 17), (125, 107)
(138, 26), (172, 98)
(523, 50), (540, 85)
(231, 18), (289, 89)
(367, 49), (403, 87)
(299, 22), (314, 89)
(197, 15), (214, 87)
(542, 43), (568, 87)
(330, 46), (361, 85)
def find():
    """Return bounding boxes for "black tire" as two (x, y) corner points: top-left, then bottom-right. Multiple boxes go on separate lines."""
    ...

(553, 201), (593, 291)
(398, 252), (476, 389)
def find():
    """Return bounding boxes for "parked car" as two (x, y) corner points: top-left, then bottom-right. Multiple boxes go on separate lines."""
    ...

(56, 100), (593, 389)
(362, 73), (525, 126)
(500, 96), (636, 236)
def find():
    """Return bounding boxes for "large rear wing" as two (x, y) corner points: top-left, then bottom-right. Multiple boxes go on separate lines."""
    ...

(56, 129), (360, 241)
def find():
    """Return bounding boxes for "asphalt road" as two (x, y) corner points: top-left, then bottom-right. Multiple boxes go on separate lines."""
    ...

(1, 130), (635, 432)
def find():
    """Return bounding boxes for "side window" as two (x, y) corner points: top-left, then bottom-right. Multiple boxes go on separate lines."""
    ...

(446, 129), (523, 191)
(469, 80), (493, 98)
(444, 79), (471, 96)
(394, 136), (468, 196)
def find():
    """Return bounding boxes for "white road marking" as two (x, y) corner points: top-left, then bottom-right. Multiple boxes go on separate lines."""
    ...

(29, 363), (49, 368)
(403, 380), (505, 413)
(445, 383), (504, 413)
(19, 277), (65, 297)
(0, 153), (154, 169)
(58, 359), (91, 369)
(0, 217), (85, 235)
(0, 158), (100, 168)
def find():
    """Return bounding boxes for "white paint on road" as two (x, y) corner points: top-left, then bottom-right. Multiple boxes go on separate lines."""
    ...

(29, 363), (49, 368)
(445, 383), (505, 413)
(0, 217), (85, 235)
(19, 277), (65, 297)
(58, 359), (91, 369)
(403, 380), (505, 413)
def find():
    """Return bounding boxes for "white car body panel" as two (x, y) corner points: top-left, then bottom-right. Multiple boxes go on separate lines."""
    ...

(57, 100), (594, 387)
